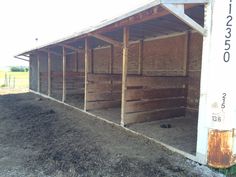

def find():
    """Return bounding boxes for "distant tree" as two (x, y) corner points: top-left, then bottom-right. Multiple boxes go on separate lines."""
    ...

(10, 66), (29, 72)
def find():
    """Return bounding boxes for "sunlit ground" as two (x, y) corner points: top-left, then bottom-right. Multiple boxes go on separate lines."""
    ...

(0, 88), (28, 95)
(0, 71), (29, 95)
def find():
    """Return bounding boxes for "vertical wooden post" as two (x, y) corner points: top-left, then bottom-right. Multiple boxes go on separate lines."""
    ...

(121, 27), (129, 126)
(109, 45), (114, 74)
(138, 40), (143, 75)
(48, 51), (51, 96)
(37, 52), (40, 93)
(84, 38), (89, 111)
(62, 47), (66, 102)
(183, 31), (190, 76)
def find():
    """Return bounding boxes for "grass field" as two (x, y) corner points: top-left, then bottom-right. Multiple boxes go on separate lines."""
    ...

(0, 71), (29, 88)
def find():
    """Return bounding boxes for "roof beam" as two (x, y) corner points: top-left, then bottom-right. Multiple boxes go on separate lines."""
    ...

(39, 48), (62, 56)
(14, 56), (29, 62)
(57, 44), (83, 52)
(161, 3), (206, 35)
(160, 0), (208, 3)
(89, 33), (122, 47)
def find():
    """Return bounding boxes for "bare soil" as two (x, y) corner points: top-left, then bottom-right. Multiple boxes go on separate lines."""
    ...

(0, 92), (224, 177)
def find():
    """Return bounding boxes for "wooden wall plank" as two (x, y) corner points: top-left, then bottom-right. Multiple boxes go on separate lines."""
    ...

(125, 98), (186, 113)
(124, 108), (186, 125)
(87, 92), (121, 101)
(87, 73), (122, 82)
(86, 100), (121, 110)
(125, 88), (186, 101)
(126, 76), (187, 88)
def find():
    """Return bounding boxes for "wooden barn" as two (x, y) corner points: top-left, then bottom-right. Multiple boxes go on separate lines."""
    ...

(16, 0), (236, 169)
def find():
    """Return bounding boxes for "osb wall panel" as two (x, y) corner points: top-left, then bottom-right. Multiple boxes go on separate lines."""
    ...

(65, 52), (85, 72)
(51, 71), (63, 100)
(78, 52), (85, 73)
(128, 43), (139, 75)
(92, 43), (139, 75)
(113, 46), (122, 74)
(39, 52), (48, 73)
(38, 52), (48, 95)
(187, 33), (203, 117)
(93, 47), (110, 74)
(66, 53), (76, 72)
(40, 72), (48, 95)
(29, 55), (38, 91)
(143, 35), (186, 76)
(51, 54), (62, 71)
(66, 72), (85, 95)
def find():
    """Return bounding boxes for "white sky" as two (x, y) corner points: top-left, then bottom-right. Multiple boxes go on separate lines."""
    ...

(0, 0), (152, 68)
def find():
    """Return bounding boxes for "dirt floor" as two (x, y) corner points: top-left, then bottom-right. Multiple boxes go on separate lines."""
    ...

(0, 92), (225, 177)
(129, 117), (198, 155)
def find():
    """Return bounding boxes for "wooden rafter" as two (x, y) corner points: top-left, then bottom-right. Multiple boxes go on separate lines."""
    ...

(57, 44), (83, 52)
(89, 33), (122, 47)
(39, 48), (62, 56)
(14, 56), (29, 62)
(161, 3), (206, 35)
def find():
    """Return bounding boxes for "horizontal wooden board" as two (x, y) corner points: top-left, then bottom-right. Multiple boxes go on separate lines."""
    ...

(126, 76), (187, 88)
(125, 88), (186, 101)
(87, 83), (121, 93)
(87, 74), (122, 82)
(86, 100), (121, 110)
(87, 92), (121, 101)
(87, 83), (112, 92)
(124, 108), (185, 125)
(125, 98), (186, 113)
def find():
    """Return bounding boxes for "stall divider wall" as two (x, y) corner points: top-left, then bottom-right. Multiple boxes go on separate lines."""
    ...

(85, 43), (122, 111)
(121, 31), (194, 125)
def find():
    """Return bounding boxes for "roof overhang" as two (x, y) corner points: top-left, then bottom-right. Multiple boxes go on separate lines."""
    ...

(15, 0), (208, 59)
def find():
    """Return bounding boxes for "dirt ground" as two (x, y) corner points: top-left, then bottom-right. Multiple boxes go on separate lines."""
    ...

(0, 92), (225, 177)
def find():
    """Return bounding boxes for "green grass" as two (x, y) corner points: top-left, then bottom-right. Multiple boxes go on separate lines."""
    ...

(0, 71), (29, 88)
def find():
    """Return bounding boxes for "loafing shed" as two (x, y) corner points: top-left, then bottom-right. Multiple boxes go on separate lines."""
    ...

(16, 0), (236, 169)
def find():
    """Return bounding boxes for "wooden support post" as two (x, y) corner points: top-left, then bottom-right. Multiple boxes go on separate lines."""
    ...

(37, 53), (40, 93)
(62, 47), (66, 102)
(48, 51), (51, 96)
(109, 45), (114, 74)
(121, 27), (129, 126)
(138, 40), (143, 75)
(183, 31), (190, 76)
(84, 38), (89, 111)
